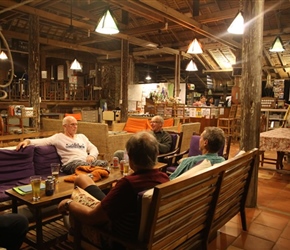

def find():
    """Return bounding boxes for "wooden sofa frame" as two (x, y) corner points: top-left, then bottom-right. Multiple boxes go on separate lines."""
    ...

(72, 148), (259, 250)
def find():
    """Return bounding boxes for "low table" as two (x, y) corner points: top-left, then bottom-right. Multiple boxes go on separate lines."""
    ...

(5, 168), (123, 250)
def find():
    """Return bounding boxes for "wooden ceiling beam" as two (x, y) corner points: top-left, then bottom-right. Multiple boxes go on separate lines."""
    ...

(118, 0), (241, 49)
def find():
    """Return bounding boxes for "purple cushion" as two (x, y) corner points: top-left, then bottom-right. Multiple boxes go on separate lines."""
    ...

(0, 146), (35, 185)
(33, 145), (61, 176)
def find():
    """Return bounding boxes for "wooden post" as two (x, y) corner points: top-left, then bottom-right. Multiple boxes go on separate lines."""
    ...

(28, 14), (40, 131)
(121, 39), (129, 122)
(240, 0), (264, 207)
(174, 52), (181, 98)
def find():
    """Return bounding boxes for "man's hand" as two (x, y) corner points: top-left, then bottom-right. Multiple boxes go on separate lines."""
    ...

(58, 199), (71, 215)
(16, 140), (30, 151)
(86, 155), (95, 165)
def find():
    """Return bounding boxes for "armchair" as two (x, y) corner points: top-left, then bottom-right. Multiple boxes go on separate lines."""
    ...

(157, 131), (183, 170)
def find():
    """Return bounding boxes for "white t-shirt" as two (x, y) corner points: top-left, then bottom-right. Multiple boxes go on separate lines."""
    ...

(30, 133), (99, 165)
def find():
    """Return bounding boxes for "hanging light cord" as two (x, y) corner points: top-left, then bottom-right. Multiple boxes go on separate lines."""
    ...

(0, 29), (14, 99)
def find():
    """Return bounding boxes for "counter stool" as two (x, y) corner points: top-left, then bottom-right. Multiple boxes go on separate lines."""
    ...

(217, 104), (237, 137)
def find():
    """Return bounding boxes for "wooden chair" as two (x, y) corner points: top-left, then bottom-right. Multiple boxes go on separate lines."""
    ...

(157, 131), (183, 169)
(217, 105), (237, 137)
(232, 104), (241, 141)
(260, 105), (290, 169)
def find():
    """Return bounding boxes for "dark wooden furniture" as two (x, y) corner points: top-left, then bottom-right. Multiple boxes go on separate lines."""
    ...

(5, 168), (123, 250)
(72, 148), (258, 250)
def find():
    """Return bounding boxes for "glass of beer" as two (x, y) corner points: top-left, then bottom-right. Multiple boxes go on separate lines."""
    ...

(51, 163), (60, 183)
(123, 162), (130, 176)
(30, 175), (41, 201)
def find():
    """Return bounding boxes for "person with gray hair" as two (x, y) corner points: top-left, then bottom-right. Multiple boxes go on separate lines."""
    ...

(169, 126), (225, 180)
(16, 116), (103, 174)
(58, 131), (169, 249)
(114, 115), (172, 161)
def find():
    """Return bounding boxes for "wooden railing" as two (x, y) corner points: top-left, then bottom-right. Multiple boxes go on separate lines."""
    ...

(2, 79), (100, 101)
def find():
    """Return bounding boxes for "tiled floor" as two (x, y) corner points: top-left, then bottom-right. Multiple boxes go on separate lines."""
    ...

(208, 142), (290, 250)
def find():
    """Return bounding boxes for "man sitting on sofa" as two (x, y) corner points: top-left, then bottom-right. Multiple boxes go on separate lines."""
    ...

(114, 115), (172, 161)
(16, 116), (103, 174)
(169, 126), (225, 180)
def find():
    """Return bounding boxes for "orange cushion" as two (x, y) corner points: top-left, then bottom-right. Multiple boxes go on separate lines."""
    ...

(65, 113), (82, 121)
(163, 118), (174, 127)
(123, 118), (151, 133)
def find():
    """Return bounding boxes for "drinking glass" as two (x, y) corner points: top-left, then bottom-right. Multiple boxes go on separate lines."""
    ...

(30, 175), (41, 201)
(123, 162), (130, 176)
(51, 163), (60, 183)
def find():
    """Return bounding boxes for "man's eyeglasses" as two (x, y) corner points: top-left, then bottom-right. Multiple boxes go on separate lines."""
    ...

(68, 123), (78, 127)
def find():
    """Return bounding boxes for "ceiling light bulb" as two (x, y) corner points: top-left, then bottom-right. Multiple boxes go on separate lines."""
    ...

(269, 36), (285, 52)
(70, 59), (82, 70)
(95, 9), (119, 35)
(187, 38), (203, 54)
(227, 12), (244, 34)
(145, 75), (151, 80)
(186, 60), (198, 71)
(0, 51), (8, 60)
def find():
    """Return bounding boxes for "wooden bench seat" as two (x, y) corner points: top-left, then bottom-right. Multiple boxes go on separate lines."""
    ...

(72, 148), (259, 250)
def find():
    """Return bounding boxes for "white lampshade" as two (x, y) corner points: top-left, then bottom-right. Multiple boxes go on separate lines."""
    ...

(70, 59), (82, 70)
(0, 51), (8, 60)
(187, 38), (203, 54)
(269, 36), (285, 52)
(186, 60), (198, 71)
(227, 12), (244, 34)
(95, 9), (119, 35)
(145, 74), (151, 80)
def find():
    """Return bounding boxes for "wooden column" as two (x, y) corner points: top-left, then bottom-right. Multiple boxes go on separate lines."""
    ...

(174, 52), (181, 98)
(240, 0), (264, 207)
(28, 14), (40, 131)
(121, 39), (129, 122)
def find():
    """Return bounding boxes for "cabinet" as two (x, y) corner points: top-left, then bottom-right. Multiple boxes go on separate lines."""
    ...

(261, 108), (287, 131)
(7, 106), (37, 134)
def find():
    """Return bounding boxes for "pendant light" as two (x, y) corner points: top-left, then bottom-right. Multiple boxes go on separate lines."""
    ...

(186, 60), (198, 71)
(269, 36), (285, 52)
(0, 51), (7, 60)
(95, 9), (119, 35)
(145, 74), (152, 81)
(187, 38), (203, 54)
(0, 39), (7, 60)
(70, 59), (82, 70)
(227, 11), (244, 34)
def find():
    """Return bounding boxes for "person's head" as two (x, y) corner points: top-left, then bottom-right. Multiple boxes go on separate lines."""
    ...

(200, 95), (206, 104)
(150, 115), (164, 132)
(199, 127), (225, 153)
(126, 131), (158, 171)
(62, 116), (78, 136)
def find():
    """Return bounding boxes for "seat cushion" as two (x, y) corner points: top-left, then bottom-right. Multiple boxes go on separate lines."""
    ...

(123, 118), (151, 133)
(33, 145), (62, 176)
(176, 159), (212, 179)
(0, 146), (35, 184)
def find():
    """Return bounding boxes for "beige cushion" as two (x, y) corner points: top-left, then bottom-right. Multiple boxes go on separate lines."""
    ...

(138, 188), (154, 241)
(176, 159), (212, 179)
(235, 150), (246, 157)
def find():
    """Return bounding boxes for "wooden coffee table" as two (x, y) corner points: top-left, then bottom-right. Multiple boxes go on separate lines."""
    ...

(5, 168), (123, 250)
(4, 163), (166, 249)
